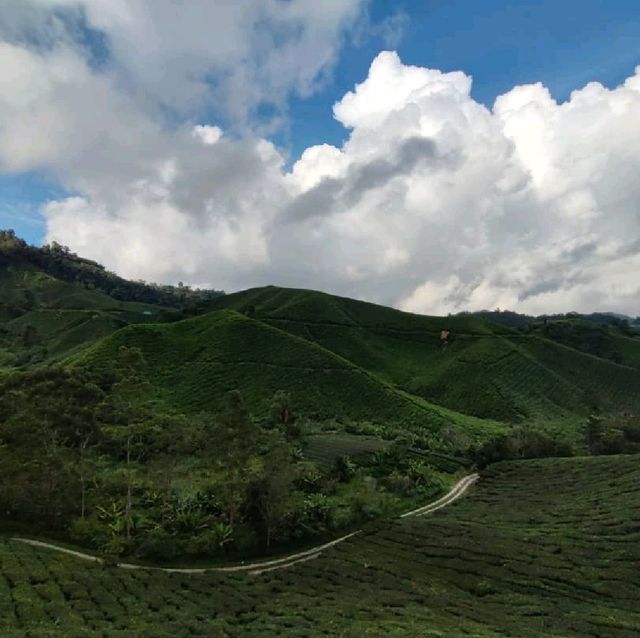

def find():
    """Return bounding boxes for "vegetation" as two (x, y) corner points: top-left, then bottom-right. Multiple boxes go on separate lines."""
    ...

(70, 307), (506, 450)
(585, 413), (640, 455)
(0, 347), (453, 561)
(203, 286), (640, 435)
(1, 454), (638, 636)
(0, 229), (223, 308)
(3, 233), (640, 635)
(473, 427), (574, 468)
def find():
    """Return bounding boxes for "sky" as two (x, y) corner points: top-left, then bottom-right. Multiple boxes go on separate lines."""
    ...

(1, 0), (640, 316)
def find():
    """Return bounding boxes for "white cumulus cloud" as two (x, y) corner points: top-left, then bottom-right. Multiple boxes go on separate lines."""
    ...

(1, 3), (639, 316)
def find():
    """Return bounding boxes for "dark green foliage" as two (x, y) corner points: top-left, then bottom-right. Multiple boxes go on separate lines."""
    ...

(0, 229), (223, 307)
(474, 428), (574, 468)
(585, 413), (640, 455)
(269, 390), (299, 438)
(0, 365), (430, 560)
(1, 455), (639, 636)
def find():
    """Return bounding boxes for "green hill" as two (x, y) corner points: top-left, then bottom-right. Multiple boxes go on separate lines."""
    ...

(5, 230), (640, 447)
(0, 228), (224, 368)
(4, 234), (640, 449)
(4, 235), (640, 570)
(73, 307), (505, 446)
(0, 261), (172, 367)
(202, 286), (640, 438)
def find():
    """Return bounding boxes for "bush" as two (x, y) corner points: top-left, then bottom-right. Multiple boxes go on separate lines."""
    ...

(333, 455), (356, 482)
(69, 516), (108, 549)
(135, 527), (182, 561)
(586, 413), (640, 455)
(474, 429), (573, 469)
(383, 471), (413, 496)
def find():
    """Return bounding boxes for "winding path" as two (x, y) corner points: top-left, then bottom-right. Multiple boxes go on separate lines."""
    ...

(11, 473), (479, 576)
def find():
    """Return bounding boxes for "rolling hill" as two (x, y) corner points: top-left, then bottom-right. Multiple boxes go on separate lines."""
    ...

(201, 286), (640, 439)
(4, 231), (640, 449)
(72, 307), (506, 447)
(0, 229), (221, 368)
(0, 261), (172, 368)
(2, 234), (640, 635)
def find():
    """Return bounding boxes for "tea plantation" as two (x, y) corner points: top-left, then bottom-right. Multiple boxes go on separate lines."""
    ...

(2, 454), (638, 637)
(206, 286), (640, 436)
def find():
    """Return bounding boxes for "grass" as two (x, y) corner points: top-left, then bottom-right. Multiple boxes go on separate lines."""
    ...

(1, 453), (638, 637)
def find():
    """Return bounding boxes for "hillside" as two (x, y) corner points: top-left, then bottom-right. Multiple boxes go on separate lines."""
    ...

(0, 229), (223, 307)
(2, 453), (638, 637)
(3, 236), (640, 568)
(73, 307), (505, 446)
(203, 286), (640, 437)
(0, 261), (173, 367)
(5, 231), (640, 444)
(0, 230), (224, 367)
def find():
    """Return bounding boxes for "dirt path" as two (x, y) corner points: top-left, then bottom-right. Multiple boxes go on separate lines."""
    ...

(11, 473), (479, 576)
(400, 472), (479, 518)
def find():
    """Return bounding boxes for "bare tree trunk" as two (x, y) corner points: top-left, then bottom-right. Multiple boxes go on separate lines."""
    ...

(43, 427), (60, 527)
(125, 435), (132, 540)
(79, 434), (91, 520)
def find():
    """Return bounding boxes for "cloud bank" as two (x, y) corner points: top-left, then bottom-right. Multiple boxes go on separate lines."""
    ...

(1, 2), (640, 315)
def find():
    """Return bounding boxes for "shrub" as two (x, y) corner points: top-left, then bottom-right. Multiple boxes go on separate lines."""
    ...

(586, 413), (640, 455)
(474, 429), (573, 469)
(135, 527), (182, 561)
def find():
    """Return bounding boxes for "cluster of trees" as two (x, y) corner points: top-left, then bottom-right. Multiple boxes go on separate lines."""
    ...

(0, 229), (224, 308)
(585, 414), (640, 455)
(472, 428), (574, 469)
(470, 413), (640, 469)
(0, 349), (411, 561)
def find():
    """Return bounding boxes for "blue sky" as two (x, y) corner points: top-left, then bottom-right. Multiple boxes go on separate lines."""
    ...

(283, 0), (640, 158)
(3, 0), (640, 247)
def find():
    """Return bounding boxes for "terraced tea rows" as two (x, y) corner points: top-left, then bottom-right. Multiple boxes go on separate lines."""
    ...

(205, 287), (640, 434)
(303, 433), (390, 469)
(74, 308), (503, 444)
(2, 454), (638, 637)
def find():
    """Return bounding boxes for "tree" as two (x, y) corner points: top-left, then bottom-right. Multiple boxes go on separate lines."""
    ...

(216, 391), (262, 529)
(111, 346), (149, 541)
(586, 414), (606, 452)
(77, 430), (95, 520)
(252, 440), (295, 547)
(270, 390), (298, 437)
